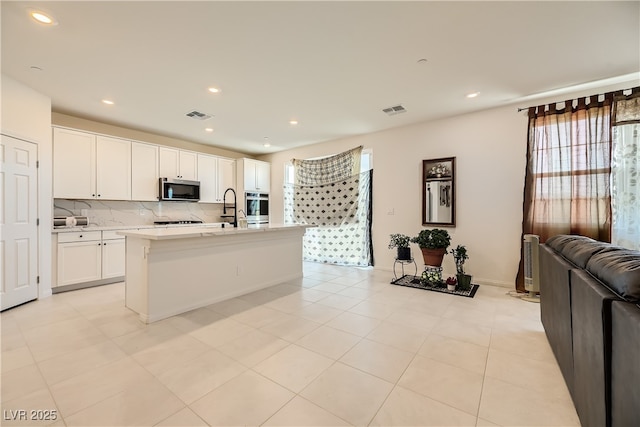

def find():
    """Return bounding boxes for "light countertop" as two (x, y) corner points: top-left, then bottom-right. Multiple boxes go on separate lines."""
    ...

(52, 222), (230, 233)
(117, 224), (313, 240)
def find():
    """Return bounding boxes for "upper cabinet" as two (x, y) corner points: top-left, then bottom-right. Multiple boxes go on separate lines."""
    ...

(96, 136), (131, 200)
(54, 126), (236, 203)
(159, 147), (197, 180)
(197, 154), (236, 203)
(239, 158), (271, 193)
(131, 142), (159, 201)
(53, 128), (131, 200)
(217, 158), (236, 197)
(53, 128), (96, 199)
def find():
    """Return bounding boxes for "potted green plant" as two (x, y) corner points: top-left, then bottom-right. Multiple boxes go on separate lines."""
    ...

(388, 234), (412, 261)
(451, 244), (472, 290)
(411, 228), (451, 267)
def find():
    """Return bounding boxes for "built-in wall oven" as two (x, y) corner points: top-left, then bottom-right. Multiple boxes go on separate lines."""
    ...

(245, 192), (269, 224)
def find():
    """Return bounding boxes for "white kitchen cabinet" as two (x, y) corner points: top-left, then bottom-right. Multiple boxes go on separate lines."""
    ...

(218, 158), (236, 198)
(101, 231), (126, 279)
(131, 142), (159, 201)
(53, 128), (96, 199)
(159, 147), (198, 180)
(197, 154), (236, 203)
(56, 231), (102, 286)
(179, 151), (198, 180)
(158, 147), (179, 178)
(53, 128), (131, 200)
(96, 136), (131, 200)
(239, 158), (270, 193)
(55, 230), (126, 287)
(197, 154), (217, 203)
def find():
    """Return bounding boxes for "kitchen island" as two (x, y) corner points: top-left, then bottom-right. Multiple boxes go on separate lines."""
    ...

(118, 224), (313, 323)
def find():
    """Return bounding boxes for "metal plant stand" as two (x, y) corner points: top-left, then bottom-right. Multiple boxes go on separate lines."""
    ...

(393, 258), (417, 280)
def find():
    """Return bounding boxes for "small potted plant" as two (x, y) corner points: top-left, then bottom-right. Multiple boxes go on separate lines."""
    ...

(411, 228), (451, 267)
(451, 244), (472, 290)
(446, 276), (458, 291)
(388, 234), (412, 261)
(421, 268), (443, 287)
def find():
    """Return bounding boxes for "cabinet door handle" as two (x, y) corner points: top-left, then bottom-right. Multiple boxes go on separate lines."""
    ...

(79, 234), (83, 238)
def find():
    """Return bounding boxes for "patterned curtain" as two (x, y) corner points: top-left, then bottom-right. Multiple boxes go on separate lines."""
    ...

(516, 95), (613, 291)
(293, 146), (362, 185)
(284, 146), (373, 266)
(611, 92), (640, 250)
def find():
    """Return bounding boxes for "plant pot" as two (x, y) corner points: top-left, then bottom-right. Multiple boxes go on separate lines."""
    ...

(396, 247), (412, 261)
(457, 273), (472, 290)
(420, 248), (446, 267)
(447, 284), (456, 291)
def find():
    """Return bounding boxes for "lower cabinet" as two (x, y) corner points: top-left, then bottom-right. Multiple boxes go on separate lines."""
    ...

(56, 230), (125, 288)
(101, 231), (126, 279)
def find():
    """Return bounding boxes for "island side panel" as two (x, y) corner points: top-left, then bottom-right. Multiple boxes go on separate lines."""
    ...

(143, 228), (305, 322)
(124, 236), (150, 316)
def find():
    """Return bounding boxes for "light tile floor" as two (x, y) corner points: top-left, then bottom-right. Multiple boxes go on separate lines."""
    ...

(1, 263), (580, 426)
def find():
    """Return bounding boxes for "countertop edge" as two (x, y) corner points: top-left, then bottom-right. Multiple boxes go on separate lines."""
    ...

(117, 224), (315, 240)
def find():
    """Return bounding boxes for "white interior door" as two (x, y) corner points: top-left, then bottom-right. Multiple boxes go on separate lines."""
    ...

(1, 134), (38, 311)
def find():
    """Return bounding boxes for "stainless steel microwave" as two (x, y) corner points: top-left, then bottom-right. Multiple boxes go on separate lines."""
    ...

(159, 178), (200, 201)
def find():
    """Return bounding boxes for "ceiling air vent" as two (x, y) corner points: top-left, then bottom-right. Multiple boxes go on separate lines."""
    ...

(185, 110), (213, 120)
(382, 104), (407, 116)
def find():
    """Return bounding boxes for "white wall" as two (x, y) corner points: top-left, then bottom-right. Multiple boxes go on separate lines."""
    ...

(1, 74), (53, 298)
(261, 80), (637, 287)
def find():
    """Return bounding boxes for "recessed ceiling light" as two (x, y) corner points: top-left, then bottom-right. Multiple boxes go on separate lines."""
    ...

(466, 92), (480, 98)
(30, 66), (43, 71)
(102, 99), (114, 105)
(30, 11), (57, 25)
(205, 128), (214, 133)
(417, 58), (428, 64)
(289, 120), (298, 125)
(208, 87), (220, 93)
(263, 137), (271, 148)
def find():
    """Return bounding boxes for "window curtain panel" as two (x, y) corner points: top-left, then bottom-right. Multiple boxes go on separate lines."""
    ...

(284, 146), (373, 266)
(516, 95), (613, 291)
(293, 146), (362, 185)
(611, 92), (640, 250)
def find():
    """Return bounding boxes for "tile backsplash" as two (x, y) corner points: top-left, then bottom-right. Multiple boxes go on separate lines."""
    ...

(54, 199), (227, 227)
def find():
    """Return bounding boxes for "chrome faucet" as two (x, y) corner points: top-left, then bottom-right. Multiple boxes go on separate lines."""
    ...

(223, 188), (237, 228)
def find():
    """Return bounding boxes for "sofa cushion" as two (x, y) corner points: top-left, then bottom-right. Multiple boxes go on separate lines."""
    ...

(546, 235), (594, 252)
(539, 244), (575, 396)
(586, 249), (640, 302)
(560, 240), (618, 269)
(570, 269), (619, 427)
(610, 301), (640, 427)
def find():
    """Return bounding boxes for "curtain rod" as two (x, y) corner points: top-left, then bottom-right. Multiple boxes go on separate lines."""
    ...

(516, 86), (639, 113)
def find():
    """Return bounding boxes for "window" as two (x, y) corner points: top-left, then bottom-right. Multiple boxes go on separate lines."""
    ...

(525, 104), (611, 240)
(530, 110), (611, 226)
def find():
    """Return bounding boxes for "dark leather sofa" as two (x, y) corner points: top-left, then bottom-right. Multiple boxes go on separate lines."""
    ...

(540, 235), (640, 427)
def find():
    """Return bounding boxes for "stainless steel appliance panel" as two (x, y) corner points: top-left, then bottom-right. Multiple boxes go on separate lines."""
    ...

(245, 192), (269, 223)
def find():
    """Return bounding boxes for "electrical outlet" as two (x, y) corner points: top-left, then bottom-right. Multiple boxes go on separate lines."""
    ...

(236, 265), (241, 276)
(387, 208), (395, 215)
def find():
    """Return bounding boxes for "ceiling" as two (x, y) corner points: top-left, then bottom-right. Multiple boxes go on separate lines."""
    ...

(2, 1), (639, 155)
